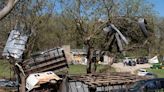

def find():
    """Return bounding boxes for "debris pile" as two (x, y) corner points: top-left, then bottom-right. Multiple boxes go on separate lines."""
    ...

(23, 48), (68, 74)
(68, 72), (149, 87)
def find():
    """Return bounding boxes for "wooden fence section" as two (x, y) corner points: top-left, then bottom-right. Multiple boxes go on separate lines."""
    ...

(22, 48), (68, 75)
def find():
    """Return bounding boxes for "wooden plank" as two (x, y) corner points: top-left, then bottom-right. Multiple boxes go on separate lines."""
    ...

(23, 55), (65, 66)
(68, 72), (149, 86)
(25, 60), (68, 74)
(24, 58), (66, 71)
(115, 33), (123, 51)
(110, 24), (129, 44)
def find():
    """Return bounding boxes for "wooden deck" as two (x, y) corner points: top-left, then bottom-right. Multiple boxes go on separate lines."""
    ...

(68, 72), (149, 88)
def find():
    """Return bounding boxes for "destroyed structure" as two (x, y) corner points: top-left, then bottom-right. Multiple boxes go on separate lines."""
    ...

(1, 18), (150, 92)
(2, 25), (68, 92)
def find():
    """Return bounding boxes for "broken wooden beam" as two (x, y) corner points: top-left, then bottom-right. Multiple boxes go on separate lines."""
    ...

(110, 24), (129, 45)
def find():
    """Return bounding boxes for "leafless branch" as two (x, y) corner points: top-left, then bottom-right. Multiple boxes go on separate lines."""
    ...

(0, 0), (19, 20)
(102, 0), (114, 17)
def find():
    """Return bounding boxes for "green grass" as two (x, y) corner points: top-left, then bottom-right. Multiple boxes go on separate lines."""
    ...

(68, 64), (87, 74)
(0, 59), (115, 78)
(147, 69), (164, 78)
(0, 60), (14, 79)
(68, 64), (115, 74)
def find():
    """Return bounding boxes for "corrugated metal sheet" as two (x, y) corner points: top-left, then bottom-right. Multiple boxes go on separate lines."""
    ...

(138, 18), (148, 37)
(2, 30), (29, 59)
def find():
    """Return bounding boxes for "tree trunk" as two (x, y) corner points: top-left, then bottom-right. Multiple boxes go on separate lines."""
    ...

(86, 45), (95, 74)
(19, 73), (26, 92)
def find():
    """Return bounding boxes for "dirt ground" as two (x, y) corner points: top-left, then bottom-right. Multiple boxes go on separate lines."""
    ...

(0, 87), (16, 92)
(112, 62), (152, 74)
(0, 89), (8, 92)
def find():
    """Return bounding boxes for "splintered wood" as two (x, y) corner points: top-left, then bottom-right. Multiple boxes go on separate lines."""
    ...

(68, 72), (148, 87)
(22, 48), (68, 75)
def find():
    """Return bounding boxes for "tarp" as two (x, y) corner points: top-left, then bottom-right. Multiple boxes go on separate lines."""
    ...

(148, 56), (159, 64)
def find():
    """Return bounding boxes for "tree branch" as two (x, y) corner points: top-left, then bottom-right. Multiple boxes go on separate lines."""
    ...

(123, 40), (148, 51)
(0, 0), (19, 21)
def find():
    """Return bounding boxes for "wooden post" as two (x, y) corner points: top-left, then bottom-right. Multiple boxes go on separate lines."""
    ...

(58, 77), (68, 92)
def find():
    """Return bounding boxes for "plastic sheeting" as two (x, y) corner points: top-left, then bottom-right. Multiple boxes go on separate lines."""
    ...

(0, 79), (17, 87)
(148, 56), (159, 64)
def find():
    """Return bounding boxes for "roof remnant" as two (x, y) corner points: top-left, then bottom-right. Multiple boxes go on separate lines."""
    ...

(138, 18), (148, 37)
(26, 71), (62, 91)
(68, 72), (149, 88)
(2, 30), (29, 59)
